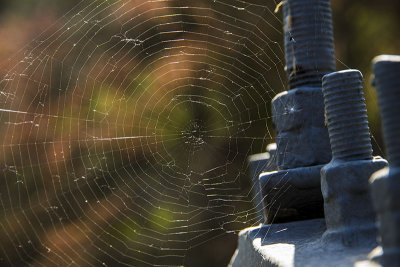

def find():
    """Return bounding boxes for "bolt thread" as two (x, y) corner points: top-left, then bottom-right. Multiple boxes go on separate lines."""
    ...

(322, 70), (373, 161)
(373, 55), (400, 167)
(283, 0), (336, 89)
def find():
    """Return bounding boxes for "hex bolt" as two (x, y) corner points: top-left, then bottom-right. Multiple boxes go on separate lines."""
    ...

(320, 70), (387, 246)
(369, 55), (400, 266)
(259, 0), (335, 223)
(373, 55), (400, 167)
(322, 70), (373, 161)
(283, 0), (336, 89)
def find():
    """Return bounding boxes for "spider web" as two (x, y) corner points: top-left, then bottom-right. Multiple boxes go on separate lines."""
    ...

(0, 0), (285, 266)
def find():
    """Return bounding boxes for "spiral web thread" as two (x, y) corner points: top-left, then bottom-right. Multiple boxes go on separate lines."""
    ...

(0, 0), (286, 266)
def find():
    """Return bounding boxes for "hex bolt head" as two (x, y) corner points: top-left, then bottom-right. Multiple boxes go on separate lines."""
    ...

(322, 70), (373, 161)
(321, 157), (387, 246)
(283, 0), (336, 89)
(260, 164), (324, 223)
(370, 168), (400, 265)
(272, 87), (332, 169)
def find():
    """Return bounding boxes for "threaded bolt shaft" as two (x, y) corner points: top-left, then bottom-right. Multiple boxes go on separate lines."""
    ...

(322, 70), (373, 161)
(283, 0), (336, 89)
(373, 55), (400, 167)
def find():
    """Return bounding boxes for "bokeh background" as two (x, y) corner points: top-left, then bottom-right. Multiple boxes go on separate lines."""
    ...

(0, 0), (398, 266)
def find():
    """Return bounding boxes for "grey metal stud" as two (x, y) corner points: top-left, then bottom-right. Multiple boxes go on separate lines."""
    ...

(283, 0), (336, 89)
(322, 70), (373, 161)
(321, 70), (387, 246)
(373, 55), (400, 167)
